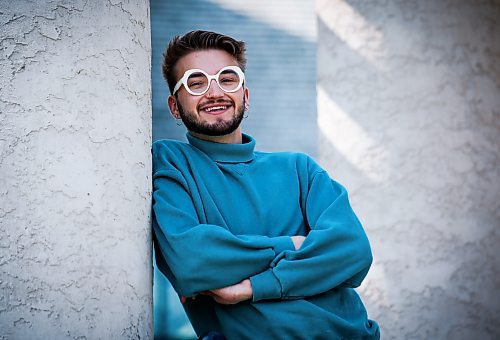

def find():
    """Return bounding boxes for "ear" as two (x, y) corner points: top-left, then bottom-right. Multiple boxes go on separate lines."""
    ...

(243, 87), (249, 111)
(168, 95), (180, 119)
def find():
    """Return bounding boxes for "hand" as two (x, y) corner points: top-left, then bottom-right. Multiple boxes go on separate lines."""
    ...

(291, 235), (306, 250)
(202, 279), (253, 305)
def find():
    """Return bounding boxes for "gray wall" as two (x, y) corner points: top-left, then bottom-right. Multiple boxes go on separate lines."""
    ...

(0, 1), (153, 338)
(317, 0), (500, 338)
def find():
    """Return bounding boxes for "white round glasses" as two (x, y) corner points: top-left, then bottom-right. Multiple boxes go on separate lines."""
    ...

(173, 65), (245, 96)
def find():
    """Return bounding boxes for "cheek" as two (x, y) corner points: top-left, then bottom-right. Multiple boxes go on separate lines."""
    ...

(229, 93), (243, 105)
(179, 97), (200, 112)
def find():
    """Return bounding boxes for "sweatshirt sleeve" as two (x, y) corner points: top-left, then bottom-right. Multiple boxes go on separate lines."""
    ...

(249, 168), (373, 302)
(153, 168), (295, 298)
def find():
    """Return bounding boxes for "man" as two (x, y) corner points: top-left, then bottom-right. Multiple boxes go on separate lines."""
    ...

(152, 30), (380, 339)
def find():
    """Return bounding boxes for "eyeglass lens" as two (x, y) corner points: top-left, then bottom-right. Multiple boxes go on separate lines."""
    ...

(187, 70), (241, 94)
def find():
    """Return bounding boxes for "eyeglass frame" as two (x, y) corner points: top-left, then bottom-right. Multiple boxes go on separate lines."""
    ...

(172, 65), (245, 96)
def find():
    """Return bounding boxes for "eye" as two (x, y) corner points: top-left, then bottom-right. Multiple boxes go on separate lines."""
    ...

(189, 81), (204, 87)
(220, 77), (237, 83)
(187, 77), (208, 89)
(187, 73), (207, 89)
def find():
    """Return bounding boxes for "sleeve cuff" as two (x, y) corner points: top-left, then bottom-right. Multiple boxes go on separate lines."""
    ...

(250, 269), (282, 302)
(272, 236), (295, 255)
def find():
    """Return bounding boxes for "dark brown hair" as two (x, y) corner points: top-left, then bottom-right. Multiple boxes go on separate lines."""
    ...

(162, 30), (247, 94)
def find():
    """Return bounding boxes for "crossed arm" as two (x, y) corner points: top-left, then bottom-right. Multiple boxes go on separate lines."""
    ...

(185, 235), (306, 305)
(153, 166), (373, 305)
(217, 235), (307, 303)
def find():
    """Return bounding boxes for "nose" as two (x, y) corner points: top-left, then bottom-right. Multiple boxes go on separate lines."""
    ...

(205, 79), (224, 98)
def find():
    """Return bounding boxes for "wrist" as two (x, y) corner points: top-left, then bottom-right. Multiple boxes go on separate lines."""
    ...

(243, 279), (253, 300)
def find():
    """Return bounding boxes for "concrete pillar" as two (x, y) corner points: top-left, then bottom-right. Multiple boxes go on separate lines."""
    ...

(317, 0), (499, 338)
(0, 1), (153, 338)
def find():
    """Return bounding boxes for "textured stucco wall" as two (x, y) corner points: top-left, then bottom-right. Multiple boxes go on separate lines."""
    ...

(317, 0), (499, 339)
(0, 1), (153, 339)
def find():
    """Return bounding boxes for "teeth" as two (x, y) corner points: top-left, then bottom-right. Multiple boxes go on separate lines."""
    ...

(205, 106), (226, 112)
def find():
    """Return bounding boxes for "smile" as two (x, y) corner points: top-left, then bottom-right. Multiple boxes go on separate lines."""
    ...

(205, 105), (227, 112)
(199, 103), (232, 115)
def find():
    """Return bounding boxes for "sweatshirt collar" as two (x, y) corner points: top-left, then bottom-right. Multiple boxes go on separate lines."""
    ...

(186, 133), (255, 163)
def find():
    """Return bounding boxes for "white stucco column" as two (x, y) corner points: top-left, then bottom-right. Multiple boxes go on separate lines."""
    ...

(0, 1), (153, 338)
(317, 0), (499, 339)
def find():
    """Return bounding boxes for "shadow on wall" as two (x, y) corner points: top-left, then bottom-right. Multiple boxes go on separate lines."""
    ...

(151, 0), (317, 338)
(317, 0), (500, 338)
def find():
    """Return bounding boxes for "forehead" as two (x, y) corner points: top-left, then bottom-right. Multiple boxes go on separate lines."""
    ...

(174, 49), (239, 79)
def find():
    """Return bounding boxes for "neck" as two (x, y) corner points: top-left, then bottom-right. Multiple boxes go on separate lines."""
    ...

(189, 127), (243, 144)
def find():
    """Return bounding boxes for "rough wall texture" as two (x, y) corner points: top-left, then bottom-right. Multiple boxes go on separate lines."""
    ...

(317, 0), (500, 339)
(0, 1), (153, 339)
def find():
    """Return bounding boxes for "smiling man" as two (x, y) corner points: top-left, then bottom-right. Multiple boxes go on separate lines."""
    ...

(152, 30), (380, 339)
(167, 48), (248, 143)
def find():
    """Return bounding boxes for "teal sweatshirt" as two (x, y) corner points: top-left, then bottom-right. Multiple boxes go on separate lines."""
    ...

(152, 133), (379, 339)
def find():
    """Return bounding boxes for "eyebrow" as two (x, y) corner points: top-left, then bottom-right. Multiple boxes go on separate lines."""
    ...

(220, 69), (237, 75)
(187, 72), (205, 78)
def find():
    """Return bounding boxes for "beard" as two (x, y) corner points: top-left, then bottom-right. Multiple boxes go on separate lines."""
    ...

(177, 96), (245, 137)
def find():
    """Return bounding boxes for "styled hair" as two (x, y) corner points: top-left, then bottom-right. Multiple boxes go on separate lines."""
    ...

(162, 30), (247, 94)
